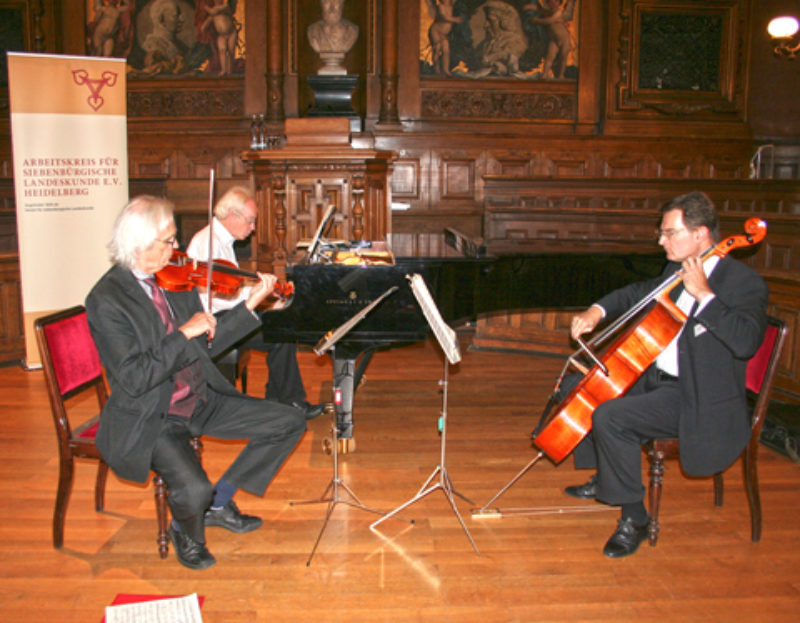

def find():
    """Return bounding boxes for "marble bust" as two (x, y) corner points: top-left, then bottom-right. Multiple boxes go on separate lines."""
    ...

(307, 0), (358, 75)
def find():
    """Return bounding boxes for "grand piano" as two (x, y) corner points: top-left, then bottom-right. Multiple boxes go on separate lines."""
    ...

(258, 213), (665, 447)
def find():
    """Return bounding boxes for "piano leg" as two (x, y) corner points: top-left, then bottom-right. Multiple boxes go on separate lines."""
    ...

(353, 348), (375, 390)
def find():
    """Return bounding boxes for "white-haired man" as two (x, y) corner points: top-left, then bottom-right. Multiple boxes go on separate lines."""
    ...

(187, 185), (324, 419)
(86, 195), (307, 570)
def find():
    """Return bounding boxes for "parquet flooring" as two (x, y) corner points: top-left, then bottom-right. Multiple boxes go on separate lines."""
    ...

(1, 335), (799, 622)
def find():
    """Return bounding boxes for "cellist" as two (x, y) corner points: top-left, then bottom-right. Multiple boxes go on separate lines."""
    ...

(563, 191), (768, 558)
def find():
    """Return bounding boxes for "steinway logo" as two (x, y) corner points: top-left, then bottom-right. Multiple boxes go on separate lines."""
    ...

(325, 290), (374, 306)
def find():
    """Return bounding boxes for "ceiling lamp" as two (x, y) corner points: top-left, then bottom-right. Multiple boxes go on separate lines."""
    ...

(768, 15), (800, 58)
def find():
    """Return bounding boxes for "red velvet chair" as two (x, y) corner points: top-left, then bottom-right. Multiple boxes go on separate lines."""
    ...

(645, 315), (789, 546)
(35, 305), (200, 559)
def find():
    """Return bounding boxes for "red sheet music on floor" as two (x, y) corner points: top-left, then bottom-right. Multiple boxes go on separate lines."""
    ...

(100, 594), (205, 622)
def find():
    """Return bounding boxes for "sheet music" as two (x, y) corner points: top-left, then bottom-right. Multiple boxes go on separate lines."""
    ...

(306, 204), (336, 263)
(105, 594), (203, 623)
(407, 273), (461, 365)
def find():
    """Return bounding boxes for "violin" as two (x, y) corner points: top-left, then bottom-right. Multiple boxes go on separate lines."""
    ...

(156, 250), (294, 300)
(532, 217), (767, 464)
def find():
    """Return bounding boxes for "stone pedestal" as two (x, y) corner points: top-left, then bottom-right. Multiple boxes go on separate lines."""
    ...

(307, 74), (360, 132)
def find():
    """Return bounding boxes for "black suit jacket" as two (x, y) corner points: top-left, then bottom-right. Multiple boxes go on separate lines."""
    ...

(595, 255), (768, 476)
(85, 264), (262, 483)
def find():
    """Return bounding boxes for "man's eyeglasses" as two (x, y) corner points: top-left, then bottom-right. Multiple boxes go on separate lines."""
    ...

(656, 227), (688, 240)
(233, 209), (257, 225)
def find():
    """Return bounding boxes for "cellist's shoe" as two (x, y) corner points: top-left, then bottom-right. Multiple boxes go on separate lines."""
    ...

(602, 516), (649, 558)
(564, 474), (598, 499)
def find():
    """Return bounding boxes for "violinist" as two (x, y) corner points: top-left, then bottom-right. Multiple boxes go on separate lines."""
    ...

(562, 191), (767, 558)
(186, 186), (325, 420)
(85, 195), (307, 570)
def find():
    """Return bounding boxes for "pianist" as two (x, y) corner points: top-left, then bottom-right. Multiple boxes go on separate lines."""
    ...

(85, 195), (307, 570)
(186, 185), (324, 420)
(561, 191), (767, 558)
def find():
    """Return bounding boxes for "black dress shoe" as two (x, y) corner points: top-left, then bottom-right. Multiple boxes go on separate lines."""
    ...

(603, 516), (649, 558)
(204, 500), (263, 533)
(291, 400), (326, 420)
(168, 526), (216, 570)
(564, 474), (598, 499)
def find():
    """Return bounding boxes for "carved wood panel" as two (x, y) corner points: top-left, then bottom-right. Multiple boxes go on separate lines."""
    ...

(242, 146), (394, 274)
(608, 0), (749, 122)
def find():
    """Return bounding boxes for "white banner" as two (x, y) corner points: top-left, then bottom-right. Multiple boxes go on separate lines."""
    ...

(8, 53), (128, 367)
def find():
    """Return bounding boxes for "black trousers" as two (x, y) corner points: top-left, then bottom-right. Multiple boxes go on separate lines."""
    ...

(559, 365), (682, 506)
(150, 388), (306, 543)
(242, 333), (307, 404)
(215, 311), (308, 404)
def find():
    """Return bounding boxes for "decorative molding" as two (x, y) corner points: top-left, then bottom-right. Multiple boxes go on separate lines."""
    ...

(127, 88), (244, 118)
(32, 0), (44, 52)
(421, 90), (576, 120)
(612, 0), (746, 120)
(441, 159), (474, 198)
(391, 159), (420, 198)
(380, 74), (399, 123)
(266, 73), (285, 122)
(641, 101), (730, 116)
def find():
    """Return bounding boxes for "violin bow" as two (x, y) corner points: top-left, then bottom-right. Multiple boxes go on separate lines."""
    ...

(206, 168), (215, 348)
(206, 168), (215, 313)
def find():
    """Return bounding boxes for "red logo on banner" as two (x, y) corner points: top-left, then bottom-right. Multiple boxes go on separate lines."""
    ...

(72, 70), (118, 111)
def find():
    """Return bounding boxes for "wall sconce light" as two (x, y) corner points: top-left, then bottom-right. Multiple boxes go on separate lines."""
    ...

(768, 15), (800, 58)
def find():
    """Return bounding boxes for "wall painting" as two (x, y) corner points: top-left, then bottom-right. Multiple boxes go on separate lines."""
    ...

(420, 0), (579, 80)
(85, 0), (246, 78)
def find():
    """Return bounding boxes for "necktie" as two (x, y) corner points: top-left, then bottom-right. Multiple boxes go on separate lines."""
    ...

(143, 277), (197, 417)
(144, 277), (175, 330)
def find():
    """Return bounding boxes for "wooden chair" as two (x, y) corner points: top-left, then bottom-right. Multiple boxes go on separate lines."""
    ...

(35, 305), (201, 559)
(645, 315), (788, 546)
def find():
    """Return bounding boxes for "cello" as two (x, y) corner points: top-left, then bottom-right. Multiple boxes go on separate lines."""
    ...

(533, 216), (767, 463)
(472, 217), (767, 517)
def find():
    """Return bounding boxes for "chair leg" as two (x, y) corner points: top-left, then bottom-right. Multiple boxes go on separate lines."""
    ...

(647, 451), (665, 546)
(94, 461), (109, 512)
(744, 444), (762, 542)
(154, 474), (169, 559)
(53, 456), (74, 548)
(713, 473), (724, 507)
(237, 349), (250, 394)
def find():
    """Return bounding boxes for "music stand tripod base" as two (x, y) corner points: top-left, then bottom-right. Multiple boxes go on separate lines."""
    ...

(290, 416), (408, 566)
(370, 360), (480, 555)
(293, 284), (406, 565)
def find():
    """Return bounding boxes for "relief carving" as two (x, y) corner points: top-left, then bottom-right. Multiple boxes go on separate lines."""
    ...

(421, 89), (575, 119)
(127, 87), (243, 116)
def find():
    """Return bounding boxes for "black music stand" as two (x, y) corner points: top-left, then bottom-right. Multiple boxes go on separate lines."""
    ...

(290, 285), (406, 566)
(370, 274), (480, 555)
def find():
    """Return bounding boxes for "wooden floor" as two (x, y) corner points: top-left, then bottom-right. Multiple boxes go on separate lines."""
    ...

(2, 335), (800, 622)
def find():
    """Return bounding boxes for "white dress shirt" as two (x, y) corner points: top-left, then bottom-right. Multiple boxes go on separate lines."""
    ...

(186, 217), (251, 314)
